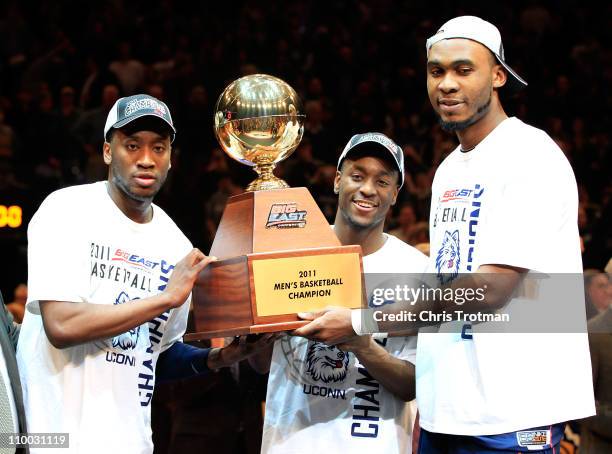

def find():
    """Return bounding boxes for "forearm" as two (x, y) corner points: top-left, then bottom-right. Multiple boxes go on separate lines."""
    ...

(205, 347), (248, 369)
(156, 341), (211, 383)
(247, 343), (274, 374)
(350, 338), (415, 402)
(208, 334), (278, 370)
(294, 269), (524, 345)
(40, 292), (175, 348)
(374, 265), (524, 333)
(156, 339), (270, 384)
(36, 248), (213, 349)
(205, 347), (226, 369)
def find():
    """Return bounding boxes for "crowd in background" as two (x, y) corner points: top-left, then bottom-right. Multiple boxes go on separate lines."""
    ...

(0, 1), (610, 451)
(0, 1), (610, 288)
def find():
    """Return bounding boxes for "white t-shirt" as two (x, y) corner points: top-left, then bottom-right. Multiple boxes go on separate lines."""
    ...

(262, 233), (428, 453)
(417, 117), (595, 435)
(16, 182), (193, 454)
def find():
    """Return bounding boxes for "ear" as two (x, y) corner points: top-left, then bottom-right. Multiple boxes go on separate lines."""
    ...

(451, 230), (459, 242)
(390, 185), (399, 206)
(103, 142), (112, 165)
(333, 171), (341, 194)
(492, 65), (507, 89)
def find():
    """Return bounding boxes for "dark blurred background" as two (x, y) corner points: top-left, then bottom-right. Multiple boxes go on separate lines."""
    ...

(0, 0), (610, 297)
(0, 1), (609, 452)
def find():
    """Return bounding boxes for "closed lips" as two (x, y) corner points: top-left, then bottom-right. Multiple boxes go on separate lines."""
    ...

(438, 98), (463, 105)
(134, 173), (156, 180)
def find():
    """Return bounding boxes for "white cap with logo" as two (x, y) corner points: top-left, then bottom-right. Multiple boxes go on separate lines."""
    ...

(426, 16), (527, 91)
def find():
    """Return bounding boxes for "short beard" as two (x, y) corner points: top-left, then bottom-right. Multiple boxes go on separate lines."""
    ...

(111, 174), (154, 203)
(438, 92), (492, 132)
(110, 161), (164, 204)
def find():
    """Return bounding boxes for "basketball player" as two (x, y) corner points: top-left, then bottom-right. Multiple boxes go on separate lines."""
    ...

(295, 16), (595, 453)
(16, 94), (275, 454)
(256, 133), (428, 453)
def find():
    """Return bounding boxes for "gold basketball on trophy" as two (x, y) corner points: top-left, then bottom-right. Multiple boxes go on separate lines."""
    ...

(214, 74), (305, 191)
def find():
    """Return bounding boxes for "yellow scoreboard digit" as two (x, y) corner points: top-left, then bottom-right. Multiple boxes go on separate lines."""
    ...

(0, 205), (23, 228)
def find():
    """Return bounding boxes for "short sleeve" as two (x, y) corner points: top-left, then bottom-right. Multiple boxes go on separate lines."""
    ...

(386, 336), (417, 364)
(158, 294), (191, 353)
(476, 144), (578, 273)
(27, 192), (89, 312)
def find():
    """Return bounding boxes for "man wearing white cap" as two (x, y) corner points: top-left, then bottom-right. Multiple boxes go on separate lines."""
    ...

(297, 16), (595, 453)
(16, 94), (275, 454)
(257, 133), (428, 453)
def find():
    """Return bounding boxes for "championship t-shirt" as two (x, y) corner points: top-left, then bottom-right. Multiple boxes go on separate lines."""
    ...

(17, 182), (193, 454)
(417, 117), (595, 435)
(262, 233), (428, 453)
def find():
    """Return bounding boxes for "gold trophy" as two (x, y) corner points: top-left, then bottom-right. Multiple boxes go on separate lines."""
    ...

(186, 74), (364, 340)
(214, 74), (303, 191)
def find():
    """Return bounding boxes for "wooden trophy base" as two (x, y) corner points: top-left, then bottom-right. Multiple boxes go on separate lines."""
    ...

(187, 187), (364, 340)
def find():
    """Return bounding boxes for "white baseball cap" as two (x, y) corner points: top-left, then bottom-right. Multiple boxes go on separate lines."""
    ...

(426, 16), (527, 91)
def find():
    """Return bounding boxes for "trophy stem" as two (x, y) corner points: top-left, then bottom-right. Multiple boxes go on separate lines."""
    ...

(246, 162), (289, 192)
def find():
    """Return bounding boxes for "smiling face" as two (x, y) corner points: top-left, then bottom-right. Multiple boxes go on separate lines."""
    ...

(103, 125), (171, 205)
(335, 151), (399, 231)
(426, 38), (506, 132)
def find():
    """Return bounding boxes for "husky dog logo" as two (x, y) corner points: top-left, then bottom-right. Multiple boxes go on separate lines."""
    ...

(306, 342), (349, 383)
(436, 230), (460, 284)
(111, 291), (140, 350)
